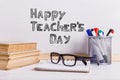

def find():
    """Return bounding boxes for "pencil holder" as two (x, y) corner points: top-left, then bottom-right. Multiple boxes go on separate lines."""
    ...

(88, 36), (112, 64)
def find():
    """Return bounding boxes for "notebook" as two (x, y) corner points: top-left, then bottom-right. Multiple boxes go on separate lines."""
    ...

(34, 60), (90, 73)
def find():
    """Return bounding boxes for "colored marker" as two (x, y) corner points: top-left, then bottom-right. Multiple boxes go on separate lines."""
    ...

(94, 27), (99, 36)
(106, 29), (114, 36)
(91, 29), (96, 36)
(98, 30), (104, 36)
(86, 29), (93, 36)
(109, 29), (114, 36)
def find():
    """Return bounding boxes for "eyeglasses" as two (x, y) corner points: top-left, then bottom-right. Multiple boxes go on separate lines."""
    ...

(50, 52), (93, 66)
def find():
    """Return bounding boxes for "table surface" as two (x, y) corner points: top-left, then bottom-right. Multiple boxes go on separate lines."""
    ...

(0, 61), (120, 80)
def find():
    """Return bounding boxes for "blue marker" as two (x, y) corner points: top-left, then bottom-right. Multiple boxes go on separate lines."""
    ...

(86, 29), (93, 36)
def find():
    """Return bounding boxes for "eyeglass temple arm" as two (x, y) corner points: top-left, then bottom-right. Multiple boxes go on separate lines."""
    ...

(81, 59), (87, 66)
(76, 57), (95, 66)
(76, 57), (87, 66)
(77, 56), (94, 60)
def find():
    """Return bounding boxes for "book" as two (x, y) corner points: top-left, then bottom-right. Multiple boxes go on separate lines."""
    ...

(34, 60), (90, 73)
(0, 50), (40, 60)
(0, 55), (40, 70)
(0, 42), (37, 53)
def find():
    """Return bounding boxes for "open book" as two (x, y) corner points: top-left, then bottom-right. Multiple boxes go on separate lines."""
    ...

(34, 60), (90, 73)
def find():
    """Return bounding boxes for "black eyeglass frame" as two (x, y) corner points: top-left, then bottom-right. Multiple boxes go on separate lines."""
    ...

(50, 52), (93, 66)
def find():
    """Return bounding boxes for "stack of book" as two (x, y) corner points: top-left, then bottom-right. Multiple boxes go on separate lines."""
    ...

(0, 42), (40, 70)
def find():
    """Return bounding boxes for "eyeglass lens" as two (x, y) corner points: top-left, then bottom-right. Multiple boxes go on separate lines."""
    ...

(62, 55), (76, 66)
(51, 53), (60, 64)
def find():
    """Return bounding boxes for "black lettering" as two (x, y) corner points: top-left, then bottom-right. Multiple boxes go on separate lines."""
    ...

(51, 10), (58, 21)
(63, 24), (69, 32)
(44, 11), (51, 21)
(50, 34), (57, 44)
(30, 8), (37, 18)
(77, 22), (84, 32)
(38, 10), (43, 18)
(44, 23), (50, 31)
(50, 22), (57, 31)
(30, 21), (37, 31)
(57, 21), (64, 31)
(57, 36), (63, 44)
(37, 24), (43, 31)
(70, 23), (76, 31)
(64, 36), (70, 44)
(59, 11), (66, 20)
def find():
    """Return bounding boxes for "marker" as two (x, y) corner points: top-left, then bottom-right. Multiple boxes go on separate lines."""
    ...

(109, 32), (114, 36)
(98, 30), (104, 36)
(86, 29), (93, 36)
(109, 29), (114, 36)
(106, 29), (114, 36)
(91, 29), (96, 36)
(94, 27), (99, 36)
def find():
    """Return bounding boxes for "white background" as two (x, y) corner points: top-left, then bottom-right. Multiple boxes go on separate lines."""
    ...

(0, 0), (120, 54)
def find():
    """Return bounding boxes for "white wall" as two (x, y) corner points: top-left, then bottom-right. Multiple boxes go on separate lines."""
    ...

(0, 0), (120, 54)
